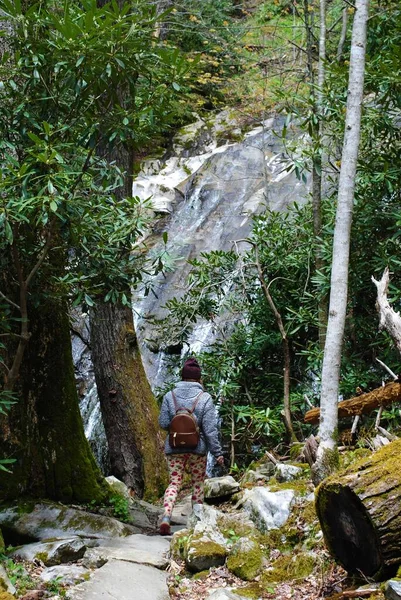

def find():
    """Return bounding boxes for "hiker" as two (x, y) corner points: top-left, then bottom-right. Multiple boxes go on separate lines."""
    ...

(158, 357), (224, 535)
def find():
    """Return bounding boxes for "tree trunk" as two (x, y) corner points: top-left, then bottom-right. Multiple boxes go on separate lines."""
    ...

(315, 439), (401, 578)
(0, 298), (108, 503)
(91, 0), (167, 500)
(313, 0), (370, 484)
(90, 302), (167, 501)
(304, 381), (401, 424)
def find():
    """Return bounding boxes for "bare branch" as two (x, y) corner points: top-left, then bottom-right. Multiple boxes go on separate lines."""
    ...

(0, 290), (20, 311)
(372, 268), (401, 356)
(375, 357), (397, 380)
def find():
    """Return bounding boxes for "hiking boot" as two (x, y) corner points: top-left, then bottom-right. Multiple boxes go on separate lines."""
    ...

(159, 515), (171, 536)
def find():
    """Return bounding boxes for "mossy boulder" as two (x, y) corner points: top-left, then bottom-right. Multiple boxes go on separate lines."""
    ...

(0, 592), (15, 600)
(217, 512), (257, 541)
(0, 502), (139, 542)
(226, 538), (263, 580)
(204, 476), (240, 500)
(10, 537), (87, 566)
(186, 535), (227, 573)
(262, 552), (316, 583)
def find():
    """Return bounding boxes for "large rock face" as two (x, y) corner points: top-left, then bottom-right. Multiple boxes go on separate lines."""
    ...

(132, 113), (308, 389)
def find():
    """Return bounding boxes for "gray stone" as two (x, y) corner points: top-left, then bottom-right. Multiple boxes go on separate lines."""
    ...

(206, 590), (250, 600)
(274, 463), (303, 482)
(386, 580), (401, 600)
(204, 476), (240, 499)
(0, 502), (139, 541)
(129, 498), (163, 529)
(82, 534), (170, 570)
(105, 476), (130, 499)
(40, 565), (89, 585)
(65, 559), (169, 600)
(0, 564), (16, 595)
(241, 488), (295, 532)
(241, 462), (275, 485)
(171, 495), (192, 526)
(11, 538), (87, 566)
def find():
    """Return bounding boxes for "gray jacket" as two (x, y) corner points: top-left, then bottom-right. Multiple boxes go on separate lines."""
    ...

(159, 381), (222, 456)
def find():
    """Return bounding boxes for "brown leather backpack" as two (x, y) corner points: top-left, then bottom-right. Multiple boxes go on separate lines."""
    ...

(168, 390), (203, 449)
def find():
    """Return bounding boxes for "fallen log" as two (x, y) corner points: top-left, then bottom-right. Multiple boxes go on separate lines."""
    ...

(304, 381), (401, 424)
(315, 439), (401, 578)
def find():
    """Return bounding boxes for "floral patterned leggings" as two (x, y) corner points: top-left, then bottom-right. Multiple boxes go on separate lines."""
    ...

(163, 453), (207, 517)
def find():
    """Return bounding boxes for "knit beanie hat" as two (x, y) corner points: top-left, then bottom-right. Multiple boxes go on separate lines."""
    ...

(181, 358), (202, 380)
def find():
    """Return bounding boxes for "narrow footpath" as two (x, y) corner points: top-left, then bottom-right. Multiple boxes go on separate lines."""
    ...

(65, 500), (191, 600)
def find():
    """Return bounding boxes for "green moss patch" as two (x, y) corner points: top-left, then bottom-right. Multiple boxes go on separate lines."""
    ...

(227, 540), (263, 580)
(233, 583), (264, 598)
(262, 552), (316, 584)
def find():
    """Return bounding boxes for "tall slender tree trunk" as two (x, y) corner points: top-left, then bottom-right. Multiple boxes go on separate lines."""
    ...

(90, 303), (167, 500)
(312, 0), (370, 484)
(90, 0), (168, 500)
(0, 296), (108, 503)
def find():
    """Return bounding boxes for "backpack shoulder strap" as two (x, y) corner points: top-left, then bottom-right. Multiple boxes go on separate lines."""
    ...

(188, 391), (205, 414)
(171, 390), (179, 412)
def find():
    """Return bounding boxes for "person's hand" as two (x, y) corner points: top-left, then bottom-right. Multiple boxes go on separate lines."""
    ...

(216, 455), (225, 466)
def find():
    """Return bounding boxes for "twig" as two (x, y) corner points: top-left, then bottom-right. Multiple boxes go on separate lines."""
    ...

(375, 357), (398, 380)
(0, 290), (20, 311)
(304, 394), (313, 408)
(376, 425), (397, 441)
(375, 406), (383, 430)
(265, 451), (278, 465)
(351, 415), (360, 435)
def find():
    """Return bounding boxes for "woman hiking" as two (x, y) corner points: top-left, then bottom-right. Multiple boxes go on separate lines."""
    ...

(158, 357), (224, 535)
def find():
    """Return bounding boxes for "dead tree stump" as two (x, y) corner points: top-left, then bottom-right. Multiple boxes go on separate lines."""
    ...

(315, 439), (401, 578)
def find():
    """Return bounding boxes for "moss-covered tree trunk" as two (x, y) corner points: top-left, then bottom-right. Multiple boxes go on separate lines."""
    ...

(315, 439), (401, 578)
(90, 302), (167, 500)
(0, 298), (108, 503)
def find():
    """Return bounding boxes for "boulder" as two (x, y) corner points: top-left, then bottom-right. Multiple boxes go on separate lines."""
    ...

(10, 538), (88, 566)
(129, 498), (163, 530)
(105, 476), (130, 499)
(240, 488), (295, 532)
(40, 565), (89, 585)
(186, 534), (227, 573)
(82, 534), (170, 570)
(0, 565), (16, 596)
(241, 462), (275, 485)
(187, 503), (223, 532)
(204, 476), (240, 500)
(274, 464), (303, 483)
(216, 511), (257, 540)
(0, 502), (139, 541)
(226, 538), (263, 581)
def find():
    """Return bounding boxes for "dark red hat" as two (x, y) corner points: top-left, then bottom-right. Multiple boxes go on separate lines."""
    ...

(182, 358), (202, 380)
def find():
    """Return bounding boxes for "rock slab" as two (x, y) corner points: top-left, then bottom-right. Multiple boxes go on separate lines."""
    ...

(66, 559), (169, 600)
(83, 534), (170, 569)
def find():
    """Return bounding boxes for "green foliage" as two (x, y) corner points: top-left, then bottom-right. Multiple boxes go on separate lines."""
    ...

(108, 494), (130, 523)
(0, 0), (189, 308)
(2, 558), (36, 595)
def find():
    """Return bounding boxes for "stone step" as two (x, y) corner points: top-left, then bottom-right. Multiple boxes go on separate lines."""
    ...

(66, 559), (169, 600)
